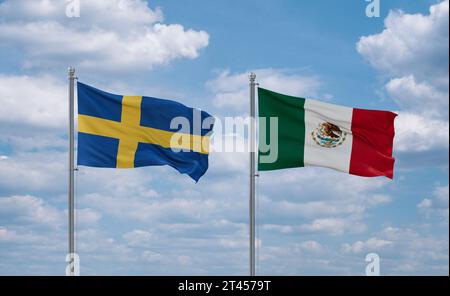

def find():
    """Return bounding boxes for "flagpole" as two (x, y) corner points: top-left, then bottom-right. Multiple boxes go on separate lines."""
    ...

(68, 67), (76, 276)
(249, 73), (256, 276)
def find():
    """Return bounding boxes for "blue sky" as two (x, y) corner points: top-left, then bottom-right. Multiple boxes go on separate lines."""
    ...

(0, 0), (448, 275)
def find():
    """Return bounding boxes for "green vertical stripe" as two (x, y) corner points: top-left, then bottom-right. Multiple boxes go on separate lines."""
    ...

(258, 88), (305, 171)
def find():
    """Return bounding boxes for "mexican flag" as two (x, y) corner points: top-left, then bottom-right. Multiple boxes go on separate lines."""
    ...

(258, 88), (397, 179)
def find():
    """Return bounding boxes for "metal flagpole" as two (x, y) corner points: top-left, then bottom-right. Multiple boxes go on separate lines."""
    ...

(249, 73), (256, 276)
(68, 67), (76, 276)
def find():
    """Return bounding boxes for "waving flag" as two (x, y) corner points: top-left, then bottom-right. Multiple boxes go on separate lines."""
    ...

(77, 82), (214, 182)
(258, 88), (397, 179)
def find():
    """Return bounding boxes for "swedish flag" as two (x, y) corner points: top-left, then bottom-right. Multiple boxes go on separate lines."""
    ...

(77, 82), (214, 182)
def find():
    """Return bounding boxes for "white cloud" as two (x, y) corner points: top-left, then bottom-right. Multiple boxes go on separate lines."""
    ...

(76, 167), (157, 200)
(434, 185), (449, 208)
(142, 250), (163, 263)
(0, 75), (67, 129)
(418, 198), (433, 210)
(0, 0), (163, 29)
(81, 193), (222, 223)
(0, 152), (66, 193)
(0, 194), (100, 229)
(207, 69), (323, 112)
(76, 208), (102, 226)
(380, 226), (448, 273)
(357, 0), (449, 153)
(262, 224), (295, 234)
(0, 75), (77, 154)
(263, 219), (366, 236)
(418, 185), (449, 220)
(394, 112), (449, 152)
(366, 194), (392, 207)
(0, 0), (209, 71)
(387, 75), (448, 119)
(0, 227), (39, 243)
(340, 226), (448, 274)
(76, 163), (393, 238)
(0, 195), (63, 227)
(299, 218), (366, 236)
(418, 185), (449, 209)
(123, 229), (153, 247)
(253, 168), (394, 238)
(299, 240), (323, 252)
(343, 237), (393, 254)
(357, 0), (449, 79)
(76, 229), (133, 260)
(218, 237), (249, 249)
(260, 169), (389, 209)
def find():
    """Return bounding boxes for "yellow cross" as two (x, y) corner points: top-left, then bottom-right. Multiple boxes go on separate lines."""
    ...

(78, 96), (209, 168)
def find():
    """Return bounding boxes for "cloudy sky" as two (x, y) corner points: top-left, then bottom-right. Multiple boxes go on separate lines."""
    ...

(0, 0), (448, 275)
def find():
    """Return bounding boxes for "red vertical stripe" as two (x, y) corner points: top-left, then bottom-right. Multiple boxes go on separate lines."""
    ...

(350, 108), (397, 179)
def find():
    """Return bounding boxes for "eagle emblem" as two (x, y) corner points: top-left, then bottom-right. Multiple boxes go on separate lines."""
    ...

(312, 122), (347, 148)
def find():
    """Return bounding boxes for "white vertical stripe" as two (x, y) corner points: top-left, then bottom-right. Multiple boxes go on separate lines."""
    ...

(303, 99), (354, 173)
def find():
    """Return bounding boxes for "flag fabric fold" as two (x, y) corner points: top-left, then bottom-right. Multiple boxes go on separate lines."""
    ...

(77, 82), (214, 182)
(258, 88), (397, 179)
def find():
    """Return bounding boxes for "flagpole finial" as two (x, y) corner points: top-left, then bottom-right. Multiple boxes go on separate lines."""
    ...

(68, 67), (75, 77)
(249, 72), (256, 82)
